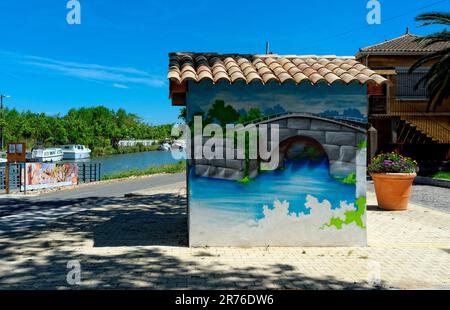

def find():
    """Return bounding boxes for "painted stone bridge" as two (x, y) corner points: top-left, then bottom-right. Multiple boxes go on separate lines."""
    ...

(191, 113), (367, 195)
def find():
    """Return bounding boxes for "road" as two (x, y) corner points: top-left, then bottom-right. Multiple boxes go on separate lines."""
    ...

(0, 173), (185, 217)
(33, 173), (185, 201)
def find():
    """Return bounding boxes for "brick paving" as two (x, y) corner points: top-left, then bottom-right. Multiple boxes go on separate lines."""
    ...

(0, 184), (449, 290)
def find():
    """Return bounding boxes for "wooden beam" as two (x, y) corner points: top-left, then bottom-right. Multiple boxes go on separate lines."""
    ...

(170, 82), (187, 95)
(172, 93), (186, 106)
(374, 69), (397, 76)
(170, 81), (188, 106)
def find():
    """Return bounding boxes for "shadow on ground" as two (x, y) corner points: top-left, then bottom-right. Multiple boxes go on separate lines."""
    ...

(0, 194), (382, 290)
(366, 205), (386, 212)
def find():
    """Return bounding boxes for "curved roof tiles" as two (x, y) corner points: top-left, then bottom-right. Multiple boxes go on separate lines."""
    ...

(168, 52), (388, 86)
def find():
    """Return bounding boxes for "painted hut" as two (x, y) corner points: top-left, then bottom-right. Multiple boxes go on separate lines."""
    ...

(168, 53), (388, 247)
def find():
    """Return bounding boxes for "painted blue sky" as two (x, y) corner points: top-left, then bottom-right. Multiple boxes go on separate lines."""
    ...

(188, 82), (367, 119)
(0, 0), (448, 124)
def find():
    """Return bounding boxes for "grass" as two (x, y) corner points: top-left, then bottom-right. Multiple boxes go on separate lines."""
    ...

(357, 139), (367, 150)
(335, 172), (356, 185)
(237, 176), (252, 185)
(433, 171), (450, 181)
(92, 144), (161, 156)
(102, 161), (186, 180)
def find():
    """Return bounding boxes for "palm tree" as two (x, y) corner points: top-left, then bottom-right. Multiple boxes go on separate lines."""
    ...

(408, 12), (450, 112)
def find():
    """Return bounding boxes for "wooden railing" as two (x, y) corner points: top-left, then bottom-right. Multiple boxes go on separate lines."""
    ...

(369, 96), (450, 143)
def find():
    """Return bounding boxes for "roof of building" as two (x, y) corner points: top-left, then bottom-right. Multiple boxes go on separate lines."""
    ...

(168, 52), (388, 86)
(356, 32), (450, 57)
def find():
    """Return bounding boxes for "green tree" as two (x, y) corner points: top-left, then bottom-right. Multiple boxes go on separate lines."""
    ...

(178, 107), (187, 123)
(3, 106), (174, 153)
(409, 12), (450, 112)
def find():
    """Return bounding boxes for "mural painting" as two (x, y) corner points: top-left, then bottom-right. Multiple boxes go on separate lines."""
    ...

(22, 163), (79, 191)
(187, 82), (368, 247)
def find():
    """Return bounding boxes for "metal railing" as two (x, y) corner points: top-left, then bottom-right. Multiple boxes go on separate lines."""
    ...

(77, 163), (101, 184)
(0, 163), (22, 193)
(0, 165), (5, 191)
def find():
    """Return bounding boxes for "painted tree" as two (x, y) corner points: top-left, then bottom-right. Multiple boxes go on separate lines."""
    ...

(207, 100), (240, 126)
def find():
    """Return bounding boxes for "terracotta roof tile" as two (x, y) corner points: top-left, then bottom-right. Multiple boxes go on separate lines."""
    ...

(168, 52), (388, 86)
(357, 33), (450, 57)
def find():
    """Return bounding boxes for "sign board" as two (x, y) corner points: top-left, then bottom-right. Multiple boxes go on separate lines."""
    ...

(7, 143), (26, 163)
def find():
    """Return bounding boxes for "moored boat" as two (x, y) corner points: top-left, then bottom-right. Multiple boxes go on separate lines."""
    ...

(159, 143), (171, 151)
(0, 152), (6, 165)
(31, 148), (64, 162)
(171, 139), (186, 151)
(61, 145), (91, 160)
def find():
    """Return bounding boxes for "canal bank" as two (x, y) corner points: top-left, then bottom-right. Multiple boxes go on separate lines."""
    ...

(64, 150), (184, 177)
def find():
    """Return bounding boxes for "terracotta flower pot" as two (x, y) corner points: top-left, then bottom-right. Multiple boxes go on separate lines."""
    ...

(371, 173), (417, 211)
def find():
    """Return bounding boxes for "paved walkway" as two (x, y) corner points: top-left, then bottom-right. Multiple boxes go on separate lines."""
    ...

(0, 181), (449, 289)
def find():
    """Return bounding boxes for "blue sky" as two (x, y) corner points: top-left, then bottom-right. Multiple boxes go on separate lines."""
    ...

(0, 0), (448, 124)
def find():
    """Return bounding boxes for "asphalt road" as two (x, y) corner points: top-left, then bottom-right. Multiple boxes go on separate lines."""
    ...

(32, 173), (186, 201)
(0, 173), (186, 217)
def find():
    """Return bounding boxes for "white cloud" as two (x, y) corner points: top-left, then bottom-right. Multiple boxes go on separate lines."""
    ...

(0, 51), (166, 88)
(112, 83), (130, 89)
(190, 195), (367, 247)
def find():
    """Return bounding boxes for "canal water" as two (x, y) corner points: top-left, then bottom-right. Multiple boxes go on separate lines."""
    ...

(64, 150), (182, 177)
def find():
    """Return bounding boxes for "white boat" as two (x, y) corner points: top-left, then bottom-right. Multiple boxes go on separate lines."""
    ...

(171, 139), (186, 151)
(0, 152), (6, 167)
(61, 145), (91, 160)
(159, 143), (171, 151)
(31, 148), (64, 162)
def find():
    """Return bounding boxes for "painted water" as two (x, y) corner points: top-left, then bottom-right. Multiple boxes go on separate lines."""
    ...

(190, 158), (356, 221)
(189, 158), (366, 246)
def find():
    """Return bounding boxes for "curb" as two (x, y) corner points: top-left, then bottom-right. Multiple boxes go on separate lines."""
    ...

(124, 182), (187, 198)
(414, 176), (450, 189)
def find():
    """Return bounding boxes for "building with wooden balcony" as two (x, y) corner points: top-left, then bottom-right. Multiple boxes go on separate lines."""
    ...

(356, 29), (450, 164)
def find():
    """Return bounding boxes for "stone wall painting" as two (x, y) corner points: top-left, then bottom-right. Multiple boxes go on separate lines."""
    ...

(187, 81), (368, 247)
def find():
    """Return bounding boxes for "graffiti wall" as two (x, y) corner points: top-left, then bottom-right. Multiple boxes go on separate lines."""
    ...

(22, 163), (78, 191)
(186, 81), (368, 247)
